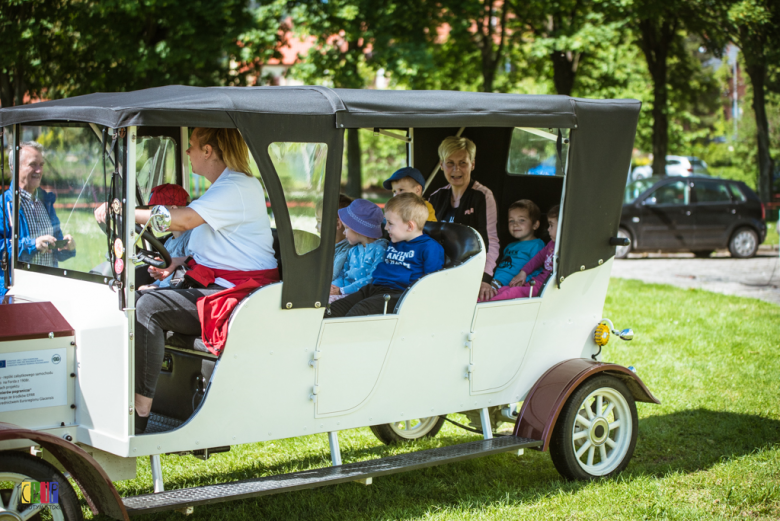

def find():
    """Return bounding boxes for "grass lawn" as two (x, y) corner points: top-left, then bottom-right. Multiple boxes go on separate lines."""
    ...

(765, 221), (778, 247)
(90, 279), (780, 520)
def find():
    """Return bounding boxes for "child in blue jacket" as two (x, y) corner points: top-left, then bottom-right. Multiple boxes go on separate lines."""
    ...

(329, 193), (444, 317)
(330, 199), (388, 303)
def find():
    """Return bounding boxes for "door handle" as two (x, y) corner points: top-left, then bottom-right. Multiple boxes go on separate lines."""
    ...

(685, 211), (691, 216)
(731, 209), (736, 214)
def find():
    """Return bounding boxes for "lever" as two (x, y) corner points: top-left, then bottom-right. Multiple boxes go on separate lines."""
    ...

(383, 294), (391, 315)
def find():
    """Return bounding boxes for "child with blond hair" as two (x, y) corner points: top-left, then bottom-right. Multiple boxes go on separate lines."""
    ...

(329, 193), (444, 317)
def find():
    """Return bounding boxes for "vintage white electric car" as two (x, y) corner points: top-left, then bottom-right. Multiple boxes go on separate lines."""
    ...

(0, 87), (657, 520)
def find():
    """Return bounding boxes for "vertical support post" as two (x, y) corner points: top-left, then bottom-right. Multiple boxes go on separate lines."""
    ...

(479, 407), (493, 440)
(150, 455), (164, 493)
(328, 431), (342, 466)
(180, 126), (190, 192)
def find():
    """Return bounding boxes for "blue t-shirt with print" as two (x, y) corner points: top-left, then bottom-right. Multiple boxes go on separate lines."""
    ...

(493, 238), (544, 286)
(372, 234), (445, 291)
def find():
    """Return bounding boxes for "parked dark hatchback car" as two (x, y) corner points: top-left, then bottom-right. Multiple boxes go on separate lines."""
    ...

(618, 176), (767, 258)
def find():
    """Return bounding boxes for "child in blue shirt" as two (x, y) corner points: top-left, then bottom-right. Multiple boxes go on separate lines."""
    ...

(329, 193), (445, 317)
(329, 199), (388, 303)
(482, 199), (544, 300)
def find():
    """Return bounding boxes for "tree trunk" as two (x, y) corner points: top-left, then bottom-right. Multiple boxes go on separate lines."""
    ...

(745, 62), (774, 202)
(346, 128), (362, 199)
(550, 50), (580, 95)
(638, 19), (674, 177)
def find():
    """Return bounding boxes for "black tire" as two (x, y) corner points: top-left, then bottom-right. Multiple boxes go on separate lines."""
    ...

(728, 227), (759, 258)
(549, 375), (638, 480)
(370, 416), (446, 445)
(692, 250), (714, 258)
(615, 228), (632, 259)
(0, 451), (83, 520)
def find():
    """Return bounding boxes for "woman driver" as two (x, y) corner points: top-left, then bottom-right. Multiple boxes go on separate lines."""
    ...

(130, 128), (277, 434)
(428, 136), (500, 301)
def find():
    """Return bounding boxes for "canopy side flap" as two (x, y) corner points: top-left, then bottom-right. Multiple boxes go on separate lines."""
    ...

(558, 100), (641, 285)
(231, 112), (343, 309)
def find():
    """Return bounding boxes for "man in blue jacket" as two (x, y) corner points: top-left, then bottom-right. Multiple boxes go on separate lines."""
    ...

(1, 142), (76, 296)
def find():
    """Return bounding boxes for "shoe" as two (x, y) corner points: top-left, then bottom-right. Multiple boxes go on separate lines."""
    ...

(135, 411), (149, 435)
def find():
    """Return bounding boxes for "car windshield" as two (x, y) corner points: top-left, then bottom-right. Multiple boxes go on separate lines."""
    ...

(624, 178), (658, 203)
(12, 124), (116, 276)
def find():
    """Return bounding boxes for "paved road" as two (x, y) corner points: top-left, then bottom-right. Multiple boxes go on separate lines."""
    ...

(611, 247), (780, 306)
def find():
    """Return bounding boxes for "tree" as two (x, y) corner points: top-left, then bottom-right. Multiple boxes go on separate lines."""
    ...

(1, 0), (281, 107)
(0, 0), (85, 107)
(726, 0), (780, 201)
(287, 0), (435, 196)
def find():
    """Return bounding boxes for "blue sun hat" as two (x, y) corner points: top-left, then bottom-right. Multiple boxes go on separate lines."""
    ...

(338, 199), (385, 239)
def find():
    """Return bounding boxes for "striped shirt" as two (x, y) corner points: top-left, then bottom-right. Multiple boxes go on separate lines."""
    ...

(19, 189), (55, 266)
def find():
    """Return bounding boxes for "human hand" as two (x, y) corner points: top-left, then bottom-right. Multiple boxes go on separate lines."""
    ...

(478, 282), (496, 302)
(94, 202), (109, 224)
(35, 235), (57, 252)
(61, 234), (76, 251)
(509, 271), (527, 287)
(330, 284), (342, 296)
(148, 256), (185, 280)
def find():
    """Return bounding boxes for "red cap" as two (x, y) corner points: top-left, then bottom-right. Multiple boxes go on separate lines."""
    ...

(149, 184), (189, 206)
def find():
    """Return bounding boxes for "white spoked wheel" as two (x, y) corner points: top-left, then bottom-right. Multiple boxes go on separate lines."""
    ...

(550, 375), (638, 480)
(370, 416), (446, 445)
(729, 227), (759, 258)
(0, 452), (83, 521)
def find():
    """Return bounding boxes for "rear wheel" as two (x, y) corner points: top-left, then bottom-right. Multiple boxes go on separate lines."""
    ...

(0, 452), (83, 520)
(729, 227), (759, 258)
(692, 250), (713, 258)
(615, 228), (632, 259)
(549, 375), (638, 480)
(370, 416), (446, 445)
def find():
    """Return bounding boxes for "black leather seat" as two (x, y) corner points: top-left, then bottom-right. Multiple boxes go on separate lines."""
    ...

(423, 221), (481, 269)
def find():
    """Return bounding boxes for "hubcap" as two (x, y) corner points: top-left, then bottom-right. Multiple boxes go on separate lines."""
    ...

(388, 417), (439, 440)
(733, 231), (756, 257)
(616, 230), (630, 258)
(570, 387), (633, 476)
(0, 472), (64, 521)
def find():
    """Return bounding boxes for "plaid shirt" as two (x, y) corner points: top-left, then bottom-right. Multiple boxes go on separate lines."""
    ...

(19, 189), (55, 267)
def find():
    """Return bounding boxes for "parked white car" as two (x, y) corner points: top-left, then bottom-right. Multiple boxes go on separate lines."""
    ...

(0, 87), (655, 520)
(632, 155), (709, 180)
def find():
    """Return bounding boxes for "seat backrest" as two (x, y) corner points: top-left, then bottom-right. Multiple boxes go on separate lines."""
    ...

(423, 221), (481, 269)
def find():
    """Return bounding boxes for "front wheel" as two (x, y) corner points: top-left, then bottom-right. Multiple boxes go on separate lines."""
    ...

(0, 451), (84, 520)
(370, 416), (446, 445)
(729, 227), (759, 258)
(549, 375), (638, 480)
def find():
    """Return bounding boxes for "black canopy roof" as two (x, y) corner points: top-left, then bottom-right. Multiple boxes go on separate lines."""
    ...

(0, 85), (582, 129)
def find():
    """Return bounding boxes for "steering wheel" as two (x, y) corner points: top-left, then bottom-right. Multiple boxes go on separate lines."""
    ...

(134, 223), (172, 269)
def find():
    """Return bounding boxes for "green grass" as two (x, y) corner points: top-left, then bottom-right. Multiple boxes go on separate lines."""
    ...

(84, 279), (780, 520)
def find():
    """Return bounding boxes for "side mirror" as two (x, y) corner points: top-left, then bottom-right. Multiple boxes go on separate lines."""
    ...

(618, 328), (634, 341)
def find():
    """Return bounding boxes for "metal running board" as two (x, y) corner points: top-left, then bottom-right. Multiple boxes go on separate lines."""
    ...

(123, 435), (541, 516)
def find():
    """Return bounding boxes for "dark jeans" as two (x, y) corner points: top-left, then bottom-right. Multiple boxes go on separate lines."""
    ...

(328, 284), (404, 318)
(135, 285), (223, 399)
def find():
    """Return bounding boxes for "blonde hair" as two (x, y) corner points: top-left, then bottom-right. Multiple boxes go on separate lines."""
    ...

(193, 128), (251, 176)
(384, 192), (429, 230)
(438, 136), (476, 163)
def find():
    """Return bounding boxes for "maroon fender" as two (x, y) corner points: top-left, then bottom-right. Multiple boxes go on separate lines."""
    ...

(513, 358), (659, 451)
(0, 423), (129, 521)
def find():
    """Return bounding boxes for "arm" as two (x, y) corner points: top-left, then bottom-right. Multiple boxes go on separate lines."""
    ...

(476, 186), (500, 278)
(339, 250), (385, 295)
(521, 241), (553, 276)
(135, 207), (205, 232)
(422, 242), (445, 276)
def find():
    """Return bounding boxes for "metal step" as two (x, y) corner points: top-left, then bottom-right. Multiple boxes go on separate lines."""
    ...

(123, 435), (541, 516)
(144, 413), (184, 435)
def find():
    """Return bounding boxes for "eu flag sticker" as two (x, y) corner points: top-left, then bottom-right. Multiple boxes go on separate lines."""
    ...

(0, 360), (5, 368)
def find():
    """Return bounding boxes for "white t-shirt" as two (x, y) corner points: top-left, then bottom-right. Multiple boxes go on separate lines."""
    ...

(188, 168), (277, 272)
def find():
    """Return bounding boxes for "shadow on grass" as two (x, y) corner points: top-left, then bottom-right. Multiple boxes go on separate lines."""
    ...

(631, 408), (780, 476)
